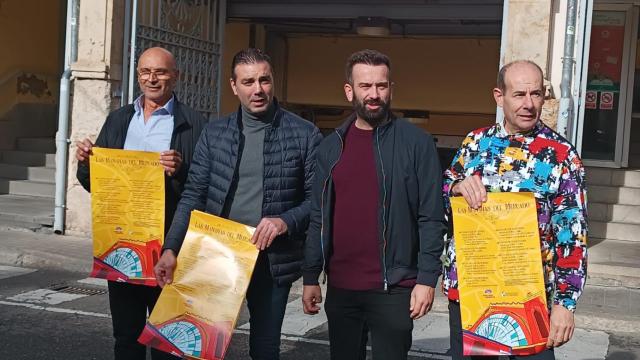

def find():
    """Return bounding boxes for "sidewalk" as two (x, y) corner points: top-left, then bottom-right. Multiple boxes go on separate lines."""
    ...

(0, 227), (638, 335)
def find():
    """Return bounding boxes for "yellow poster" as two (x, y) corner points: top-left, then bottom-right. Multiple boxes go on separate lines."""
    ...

(139, 210), (259, 360)
(451, 192), (549, 356)
(90, 147), (164, 286)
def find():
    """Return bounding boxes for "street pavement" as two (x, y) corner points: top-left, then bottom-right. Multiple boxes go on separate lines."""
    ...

(0, 228), (637, 359)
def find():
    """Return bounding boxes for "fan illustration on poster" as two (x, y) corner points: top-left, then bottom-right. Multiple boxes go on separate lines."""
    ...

(91, 239), (161, 285)
(463, 297), (550, 355)
(139, 314), (232, 359)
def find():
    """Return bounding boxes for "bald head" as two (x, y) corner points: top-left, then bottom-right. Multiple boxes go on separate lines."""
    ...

(137, 47), (179, 105)
(497, 60), (544, 91)
(138, 47), (177, 71)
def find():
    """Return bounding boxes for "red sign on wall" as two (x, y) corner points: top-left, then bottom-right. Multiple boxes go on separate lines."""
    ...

(600, 91), (614, 110)
(585, 91), (597, 109)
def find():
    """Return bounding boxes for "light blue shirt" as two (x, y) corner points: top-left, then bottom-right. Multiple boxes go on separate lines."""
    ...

(123, 95), (175, 152)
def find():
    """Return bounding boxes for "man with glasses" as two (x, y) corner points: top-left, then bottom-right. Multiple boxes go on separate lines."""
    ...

(76, 47), (208, 360)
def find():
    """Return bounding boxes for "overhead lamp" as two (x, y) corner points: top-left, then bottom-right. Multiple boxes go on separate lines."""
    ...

(355, 16), (391, 36)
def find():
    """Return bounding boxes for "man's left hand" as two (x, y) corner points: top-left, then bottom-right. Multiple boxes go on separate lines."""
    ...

(160, 150), (182, 177)
(547, 304), (575, 348)
(410, 284), (435, 320)
(251, 217), (287, 250)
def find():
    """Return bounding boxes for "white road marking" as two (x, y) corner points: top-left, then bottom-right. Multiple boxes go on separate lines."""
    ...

(0, 265), (36, 280)
(77, 277), (108, 287)
(0, 300), (110, 318)
(7, 289), (86, 305)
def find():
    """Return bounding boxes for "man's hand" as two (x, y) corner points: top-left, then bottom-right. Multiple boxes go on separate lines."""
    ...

(546, 304), (575, 348)
(302, 285), (323, 315)
(160, 150), (182, 177)
(76, 138), (94, 165)
(155, 249), (177, 287)
(410, 284), (435, 319)
(451, 175), (486, 209)
(251, 217), (287, 250)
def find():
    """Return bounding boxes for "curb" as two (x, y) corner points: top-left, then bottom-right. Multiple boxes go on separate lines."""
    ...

(0, 247), (91, 274)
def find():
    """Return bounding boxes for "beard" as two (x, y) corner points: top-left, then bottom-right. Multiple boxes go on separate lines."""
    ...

(352, 95), (391, 127)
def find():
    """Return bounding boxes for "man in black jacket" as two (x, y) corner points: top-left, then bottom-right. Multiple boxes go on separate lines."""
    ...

(154, 48), (322, 360)
(76, 47), (207, 360)
(301, 49), (446, 360)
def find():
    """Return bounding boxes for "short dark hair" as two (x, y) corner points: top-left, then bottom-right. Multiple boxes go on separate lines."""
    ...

(231, 48), (274, 80)
(497, 60), (544, 91)
(345, 49), (391, 84)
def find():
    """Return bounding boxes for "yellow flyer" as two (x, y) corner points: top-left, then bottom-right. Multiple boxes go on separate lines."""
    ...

(451, 192), (549, 356)
(139, 210), (259, 360)
(89, 147), (164, 286)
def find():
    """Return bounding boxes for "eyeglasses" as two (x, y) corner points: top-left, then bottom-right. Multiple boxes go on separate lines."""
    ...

(137, 68), (173, 80)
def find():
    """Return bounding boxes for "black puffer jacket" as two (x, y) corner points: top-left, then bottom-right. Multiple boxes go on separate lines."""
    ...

(164, 101), (322, 285)
(76, 99), (208, 234)
(303, 114), (446, 289)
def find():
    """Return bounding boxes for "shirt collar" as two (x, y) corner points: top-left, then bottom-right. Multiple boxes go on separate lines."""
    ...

(134, 94), (175, 116)
(494, 119), (544, 138)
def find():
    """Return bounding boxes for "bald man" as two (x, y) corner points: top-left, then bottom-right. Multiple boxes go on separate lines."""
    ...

(76, 47), (208, 360)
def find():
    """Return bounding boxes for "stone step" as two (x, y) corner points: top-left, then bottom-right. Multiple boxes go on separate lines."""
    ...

(0, 194), (54, 226)
(0, 178), (55, 198)
(586, 167), (640, 188)
(588, 203), (640, 224)
(590, 221), (640, 242)
(588, 238), (640, 288)
(16, 137), (56, 153)
(0, 163), (55, 183)
(588, 185), (640, 205)
(0, 151), (55, 167)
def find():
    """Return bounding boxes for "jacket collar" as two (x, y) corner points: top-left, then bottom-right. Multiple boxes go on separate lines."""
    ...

(335, 111), (396, 137)
(234, 98), (282, 130)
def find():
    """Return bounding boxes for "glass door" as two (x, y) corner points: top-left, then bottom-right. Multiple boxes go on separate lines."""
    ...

(578, 4), (637, 167)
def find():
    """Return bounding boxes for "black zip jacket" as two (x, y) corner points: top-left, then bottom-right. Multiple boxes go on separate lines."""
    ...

(76, 99), (208, 234)
(302, 114), (446, 289)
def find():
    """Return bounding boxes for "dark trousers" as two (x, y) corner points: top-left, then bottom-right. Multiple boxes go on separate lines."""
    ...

(107, 281), (178, 360)
(448, 300), (555, 360)
(325, 285), (413, 360)
(245, 253), (292, 360)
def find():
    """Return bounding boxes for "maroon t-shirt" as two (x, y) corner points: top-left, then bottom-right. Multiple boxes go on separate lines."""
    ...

(329, 122), (383, 290)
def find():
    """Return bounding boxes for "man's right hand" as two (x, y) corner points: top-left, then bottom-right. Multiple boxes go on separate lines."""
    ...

(155, 249), (177, 287)
(302, 285), (323, 315)
(76, 138), (94, 165)
(451, 175), (487, 209)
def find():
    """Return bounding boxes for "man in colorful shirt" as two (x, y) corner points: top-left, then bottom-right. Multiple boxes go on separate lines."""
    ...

(442, 60), (588, 360)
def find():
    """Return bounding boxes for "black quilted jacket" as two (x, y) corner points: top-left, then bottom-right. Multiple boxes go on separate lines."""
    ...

(164, 100), (322, 285)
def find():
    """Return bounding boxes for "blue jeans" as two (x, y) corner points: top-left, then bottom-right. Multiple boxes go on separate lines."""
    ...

(245, 253), (292, 360)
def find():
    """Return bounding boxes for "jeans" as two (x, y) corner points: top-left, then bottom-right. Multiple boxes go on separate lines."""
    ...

(245, 253), (292, 360)
(108, 281), (179, 360)
(448, 300), (555, 360)
(325, 285), (413, 360)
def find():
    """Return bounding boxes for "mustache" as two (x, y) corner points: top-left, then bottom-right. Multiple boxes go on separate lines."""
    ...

(364, 99), (384, 106)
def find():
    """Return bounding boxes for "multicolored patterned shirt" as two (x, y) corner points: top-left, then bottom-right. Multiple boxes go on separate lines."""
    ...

(442, 120), (588, 312)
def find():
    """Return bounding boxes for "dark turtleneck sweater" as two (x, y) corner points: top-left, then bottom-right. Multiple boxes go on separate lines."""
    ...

(227, 103), (276, 227)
